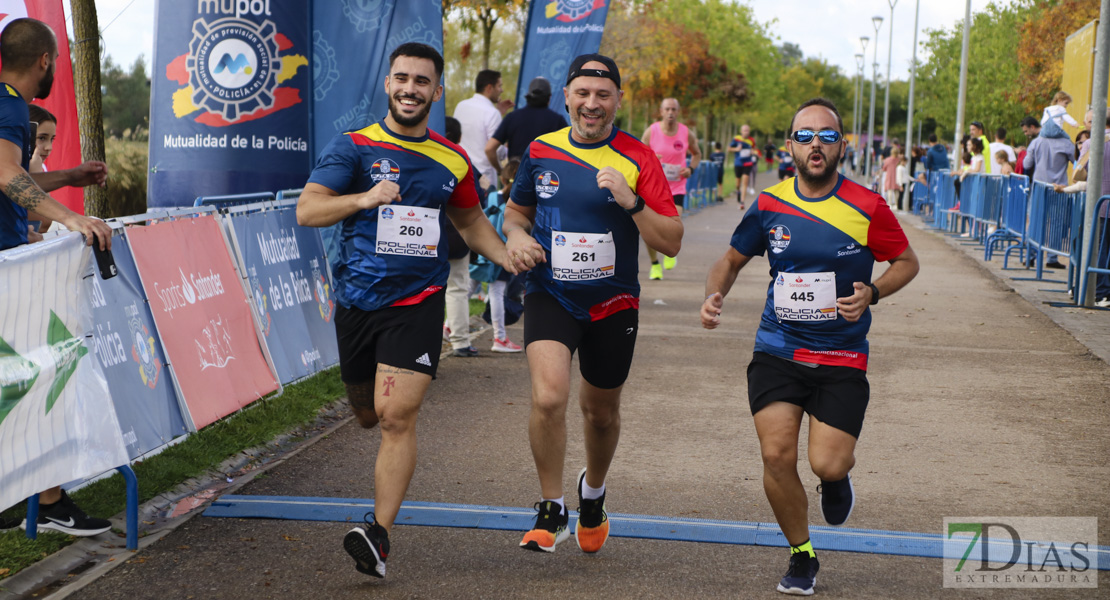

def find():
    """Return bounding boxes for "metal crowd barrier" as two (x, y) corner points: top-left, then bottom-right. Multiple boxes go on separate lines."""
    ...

(1077, 196), (1110, 303)
(986, 174), (1030, 265)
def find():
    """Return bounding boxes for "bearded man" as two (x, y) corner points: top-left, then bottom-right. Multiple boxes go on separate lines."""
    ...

(699, 97), (919, 596)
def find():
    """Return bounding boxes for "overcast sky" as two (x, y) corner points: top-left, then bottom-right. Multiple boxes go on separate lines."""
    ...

(78, 0), (1017, 81)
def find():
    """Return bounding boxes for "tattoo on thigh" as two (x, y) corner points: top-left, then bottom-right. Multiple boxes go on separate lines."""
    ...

(383, 376), (396, 396)
(378, 365), (416, 376)
(346, 382), (375, 412)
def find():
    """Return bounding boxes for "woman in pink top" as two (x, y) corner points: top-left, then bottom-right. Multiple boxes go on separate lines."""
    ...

(641, 98), (700, 279)
(881, 146), (902, 208)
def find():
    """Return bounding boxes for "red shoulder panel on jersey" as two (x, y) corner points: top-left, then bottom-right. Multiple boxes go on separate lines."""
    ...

(757, 193), (822, 223)
(833, 177), (883, 216)
(529, 141), (591, 169)
(348, 133), (422, 158)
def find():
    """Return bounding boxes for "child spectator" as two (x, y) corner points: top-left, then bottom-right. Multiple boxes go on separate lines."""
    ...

(1041, 91), (1079, 139)
(471, 158), (523, 353)
(995, 150), (1015, 175)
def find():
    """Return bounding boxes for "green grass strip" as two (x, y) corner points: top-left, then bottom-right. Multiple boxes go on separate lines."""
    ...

(0, 367), (345, 580)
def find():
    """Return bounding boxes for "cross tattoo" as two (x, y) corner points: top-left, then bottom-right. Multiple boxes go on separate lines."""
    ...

(383, 376), (396, 396)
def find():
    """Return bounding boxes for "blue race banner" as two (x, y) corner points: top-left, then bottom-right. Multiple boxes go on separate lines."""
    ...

(148, 0), (312, 207)
(311, 0), (444, 158)
(227, 208), (339, 384)
(515, 0), (611, 117)
(89, 231), (189, 457)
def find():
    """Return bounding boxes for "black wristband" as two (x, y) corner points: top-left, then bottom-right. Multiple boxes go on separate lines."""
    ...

(868, 283), (881, 305)
(625, 195), (645, 215)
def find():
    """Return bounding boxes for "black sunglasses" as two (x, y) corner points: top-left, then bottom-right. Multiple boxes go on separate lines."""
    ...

(790, 129), (842, 145)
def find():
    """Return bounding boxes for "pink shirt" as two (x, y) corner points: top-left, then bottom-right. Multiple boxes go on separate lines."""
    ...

(882, 155), (900, 191)
(649, 121), (690, 196)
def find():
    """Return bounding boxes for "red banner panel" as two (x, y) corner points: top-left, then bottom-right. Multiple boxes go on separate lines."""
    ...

(127, 215), (278, 429)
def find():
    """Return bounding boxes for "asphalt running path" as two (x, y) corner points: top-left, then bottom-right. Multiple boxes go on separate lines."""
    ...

(71, 170), (1110, 599)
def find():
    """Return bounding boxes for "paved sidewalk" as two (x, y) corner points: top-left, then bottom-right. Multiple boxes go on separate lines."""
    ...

(8, 171), (1109, 599)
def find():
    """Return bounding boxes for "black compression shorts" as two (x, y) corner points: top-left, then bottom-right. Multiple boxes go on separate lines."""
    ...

(335, 290), (445, 382)
(523, 291), (638, 390)
(746, 351), (870, 438)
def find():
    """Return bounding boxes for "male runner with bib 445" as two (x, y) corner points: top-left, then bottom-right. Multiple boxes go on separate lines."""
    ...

(701, 98), (918, 595)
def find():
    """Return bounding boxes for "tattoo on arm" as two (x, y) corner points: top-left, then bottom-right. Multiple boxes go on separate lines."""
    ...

(378, 365), (416, 375)
(7, 172), (47, 212)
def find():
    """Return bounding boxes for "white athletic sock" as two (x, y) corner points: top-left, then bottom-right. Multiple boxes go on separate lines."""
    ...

(581, 480), (605, 501)
(543, 496), (566, 513)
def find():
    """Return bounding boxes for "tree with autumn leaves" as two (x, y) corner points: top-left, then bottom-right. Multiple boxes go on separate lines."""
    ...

(915, 0), (1101, 145)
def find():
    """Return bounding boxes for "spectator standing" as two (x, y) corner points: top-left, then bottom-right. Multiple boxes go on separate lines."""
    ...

(485, 76), (566, 173)
(881, 146), (901, 208)
(441, 116), (480, 357)
(454, 69), (506, 190)
(988, 128), (1016, 176)
(995, 151), (1015, 175)
(1094, 115), (1110, 306)
(923, 134), (949, 172)
(1016, 116), (1041, 177)
(969, 121), (991, 173)
(1023, 118), (1073, 269)
(708, 140), (726, 198)
(0, 17), (114, 536)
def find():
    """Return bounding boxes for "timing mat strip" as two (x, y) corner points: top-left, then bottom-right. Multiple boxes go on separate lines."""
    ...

(205, 495), (1109, 570)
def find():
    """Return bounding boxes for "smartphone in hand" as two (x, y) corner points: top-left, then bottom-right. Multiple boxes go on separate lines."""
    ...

(93, 243), (117, 279)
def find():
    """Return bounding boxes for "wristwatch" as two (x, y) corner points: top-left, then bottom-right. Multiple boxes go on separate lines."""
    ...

(868, 283), (881, 305)
(625, 195), (645, 215)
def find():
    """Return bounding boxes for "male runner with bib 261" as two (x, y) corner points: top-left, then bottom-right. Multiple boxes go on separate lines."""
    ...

(504, 53), (683, 555)
(297, 42), (542, 579)
(701, 98), (918, 596)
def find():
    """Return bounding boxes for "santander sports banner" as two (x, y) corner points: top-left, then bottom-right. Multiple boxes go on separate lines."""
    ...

(226, 207), (339, 384)
(311, 0), (444, 158)
(515, 0), (610, 118)
(127, 215), (279, 429)
(89, 231), (188, 459)
(0, 0), (83, 213)
(148, 0), (311, 207)
(0, 234), (128, 513)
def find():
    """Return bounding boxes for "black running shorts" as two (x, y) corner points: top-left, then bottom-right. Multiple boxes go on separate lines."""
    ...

(673, 193), (685, 208)
(734, 164), (754, 178)
(523, 291), (638, 390)
(335, 290), (445, 383)
(746, 352), (870, 438)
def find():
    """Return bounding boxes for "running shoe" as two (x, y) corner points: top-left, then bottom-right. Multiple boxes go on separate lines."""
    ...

(817, 473), (855, 526)
(22, 491), (111, 536)
(442, 322), (451, 342)
(649, 263), (663, 280)
(491, 337), (522, 353)
(344, 512), (389, 578)
(777, 551), (819, 595)
(1, 516), (22, 530)
(574, 468), (610, 553)
(663, 255), (677, 270)
(452, 346), (479, 357)
(1097, 296), (1110, 308)
(520, 501), (569, 552)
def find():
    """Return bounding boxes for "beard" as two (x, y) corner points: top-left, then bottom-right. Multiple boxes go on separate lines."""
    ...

(570, 106), (612, 142)
(793, 145), (841, 188)
(35, 68), (54, 100)
(388, 92), (430, 128)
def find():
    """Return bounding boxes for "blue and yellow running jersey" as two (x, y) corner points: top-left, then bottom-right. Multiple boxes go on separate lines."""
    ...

(308, 120), (481, 312)
(729, 134), (758, 167)
(729, 174), (909, 370)
(0, 84), (31, 251)
(511, 126), (677, 322)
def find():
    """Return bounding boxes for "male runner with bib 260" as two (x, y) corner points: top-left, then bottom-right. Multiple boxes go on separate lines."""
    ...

(701, 98), (919, 595)
(504, 54), (683, 554)
(297, 43), (541, 579)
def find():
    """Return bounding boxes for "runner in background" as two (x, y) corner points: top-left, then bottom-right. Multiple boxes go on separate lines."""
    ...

(728, 124), (758, 209)
(641, 97), (699, 280)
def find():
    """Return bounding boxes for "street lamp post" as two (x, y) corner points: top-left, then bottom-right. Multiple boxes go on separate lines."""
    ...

(866, 16), (883, 180)
(854, 52), (865, 174)
(903, 0), (921, 210)
(881, 0), (898, 156)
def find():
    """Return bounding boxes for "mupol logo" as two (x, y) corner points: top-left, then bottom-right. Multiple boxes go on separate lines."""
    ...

(546, 0), (606, 23)
(214, 52), (251, 74)
(554, 234), (566, 246)
(166, 4), (308, 127)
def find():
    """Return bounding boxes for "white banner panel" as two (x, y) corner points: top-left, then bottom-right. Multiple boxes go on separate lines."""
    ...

(0, 234), (129, 512)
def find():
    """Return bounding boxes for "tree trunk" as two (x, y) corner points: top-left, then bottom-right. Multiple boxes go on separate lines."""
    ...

(69, 0), (107, 217)
(481, 13), (497, 70)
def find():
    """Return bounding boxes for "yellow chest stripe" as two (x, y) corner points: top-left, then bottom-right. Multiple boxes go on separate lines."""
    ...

(775, 193), (870, 246)
(539, 135), (642, 194)
(351, 125), (470, 182)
